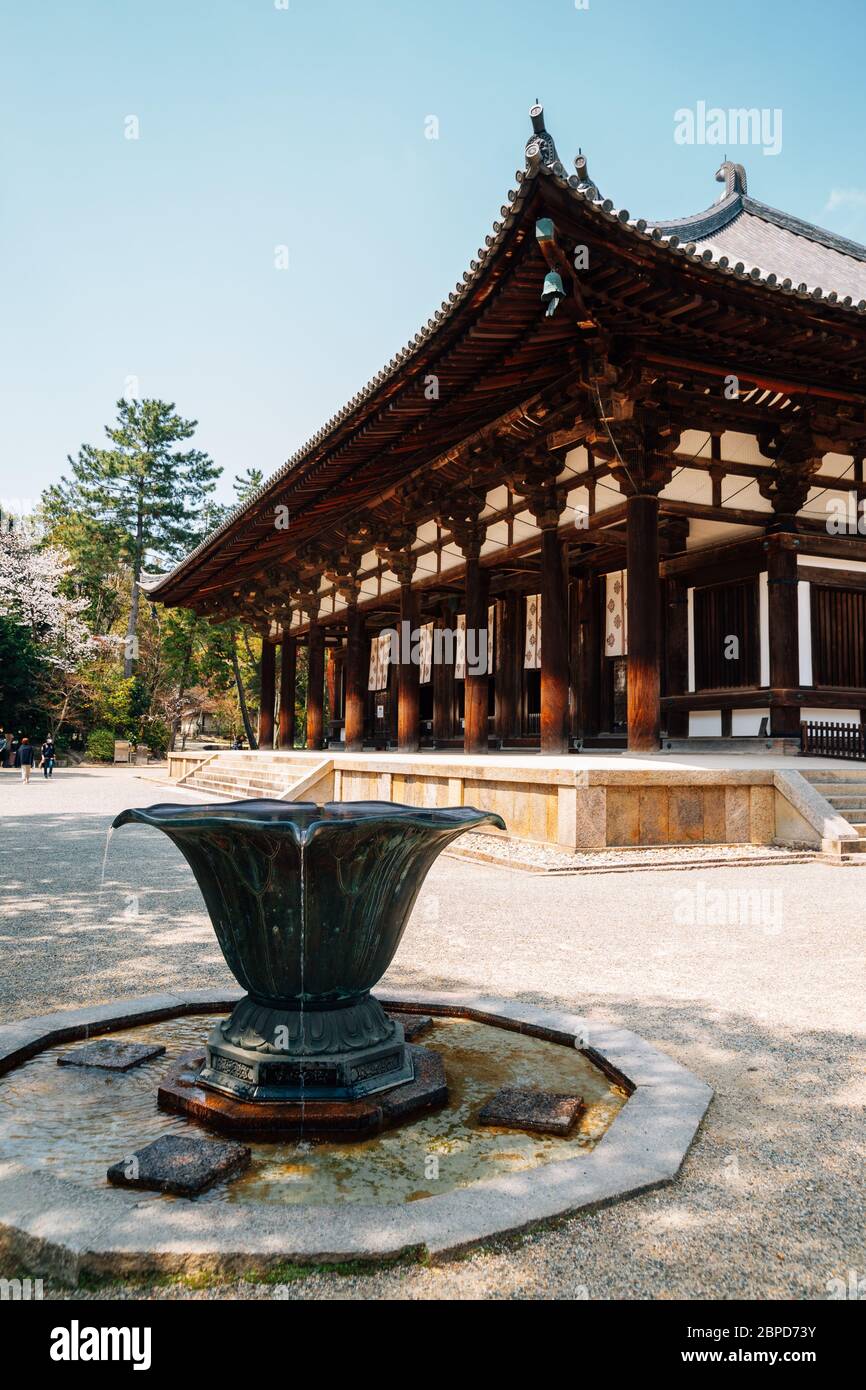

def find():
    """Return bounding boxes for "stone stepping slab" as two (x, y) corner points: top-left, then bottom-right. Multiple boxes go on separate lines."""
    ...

(58, 1040), (166, 1071)
(107, 1134), (251, 1196)
(478, 1086), (584, 1135)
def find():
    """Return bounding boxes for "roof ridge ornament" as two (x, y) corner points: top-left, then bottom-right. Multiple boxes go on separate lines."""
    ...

(715, 159), (748, 198)
(525, 102), (560, 168)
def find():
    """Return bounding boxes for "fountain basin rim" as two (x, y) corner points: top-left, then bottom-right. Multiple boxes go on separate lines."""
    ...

(0, 988), (712, 1281)
(111, 799), (506, 843)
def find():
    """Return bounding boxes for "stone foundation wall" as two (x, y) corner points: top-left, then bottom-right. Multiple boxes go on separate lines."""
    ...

(170, 752), (817, 852)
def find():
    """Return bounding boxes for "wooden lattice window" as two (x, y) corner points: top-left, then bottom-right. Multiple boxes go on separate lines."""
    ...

(811, 586), (866, 688)
(693, 580), (759, 690)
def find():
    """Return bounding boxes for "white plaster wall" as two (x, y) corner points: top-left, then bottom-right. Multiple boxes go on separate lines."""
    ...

(820, 452), (855, 477)
(801, 707), (860, 724)
(678, 430), (713, 458)
(593, 476), (623, 512)
(797, 554), (866, 574)
(689, 710), (722, 736)
(480, 520), (510, 555)
(720, 431), (766, 464)
(660, 467), (712, 505)
(483, 485), (509, 515)
(686, 518), (762, 550)
(798, 581), (813, 685)
(720, 477), (773, 512)
(732, 708), (770, 735)
(512, 509), (539, 543)
(759, 572), (769, 686)
(687, 587), (695, 691)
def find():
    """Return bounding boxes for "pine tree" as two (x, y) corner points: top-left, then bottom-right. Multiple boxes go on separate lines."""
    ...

(44, 399), (220, 676)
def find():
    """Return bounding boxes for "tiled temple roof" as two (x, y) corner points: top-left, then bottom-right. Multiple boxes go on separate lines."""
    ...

(649, 162), (866, 304)
(149, 109), (866, 603)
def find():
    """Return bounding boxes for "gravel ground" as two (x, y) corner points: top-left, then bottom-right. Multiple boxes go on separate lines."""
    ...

(0, 766), (863, 1301)
(450, 832), (817, 873)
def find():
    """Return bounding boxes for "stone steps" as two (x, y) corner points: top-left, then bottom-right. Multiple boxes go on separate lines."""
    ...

(180, 752), (333, 803)
(802, 773), (866, 855)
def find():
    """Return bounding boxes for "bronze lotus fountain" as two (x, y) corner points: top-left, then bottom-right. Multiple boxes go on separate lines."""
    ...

(113, 799), (504, 1136)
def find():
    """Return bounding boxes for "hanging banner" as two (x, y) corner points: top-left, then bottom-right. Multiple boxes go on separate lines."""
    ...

(487, 603), (495, 675)
(367, 630), (391, 691)
(419, 621), (433, 684)
(524, 593), (541, 669)
(605, 571), (628, 656)
(455, 613), (466, 680)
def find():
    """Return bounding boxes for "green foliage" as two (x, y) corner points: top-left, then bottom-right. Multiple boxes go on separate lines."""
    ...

(44, 398), (221, 575)
(0, 613), (44, 731)
(233, 467), (264, 504)
(89, 668), (135, 732)
(86, 728), (116, 762)
(139, 717), (170, 756)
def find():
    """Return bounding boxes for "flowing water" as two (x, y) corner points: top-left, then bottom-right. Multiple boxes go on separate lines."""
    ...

(98, 825), (114, 902)
(0, 1013), (628, 1206)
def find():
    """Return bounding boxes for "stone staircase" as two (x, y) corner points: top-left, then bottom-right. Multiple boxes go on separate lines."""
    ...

(179, 751), (333, 803)
(802, 770), (866, 856)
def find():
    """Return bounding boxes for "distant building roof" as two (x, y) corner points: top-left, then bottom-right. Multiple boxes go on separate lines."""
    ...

(650, 161), (866, 303)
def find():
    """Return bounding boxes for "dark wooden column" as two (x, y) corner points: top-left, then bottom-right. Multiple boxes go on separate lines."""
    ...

(766, 535), (801, 737)
(540, 527), (569, 754)
(278, 633), (296, 750)
(626, 492), (662, 751)
(306, 620), (325, 750)
(325, 646), (337, 735)
(398, 582), (420, 752)
(756, 426), (820, 739)
(463, 552), (490, 754)
(432, 607), (451, 744)
(258, 640), (276, 750)
(344, 604), (365, 751)
(577, 572), (600, 739)
(495, 592), (519, 744)
(374, 530), (419, 753)
(665, 578), (689, 738)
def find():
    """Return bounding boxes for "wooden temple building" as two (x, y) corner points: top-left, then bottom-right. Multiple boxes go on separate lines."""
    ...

(150, 105), (866, 759)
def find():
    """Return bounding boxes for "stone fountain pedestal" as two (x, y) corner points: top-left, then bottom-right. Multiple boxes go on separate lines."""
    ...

(159, 1041), (448, 1139)
(198, 993), (415, 1103)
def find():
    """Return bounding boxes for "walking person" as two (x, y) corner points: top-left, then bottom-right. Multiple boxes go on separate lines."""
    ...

(0, 729), (7, 769)
(41, 735), (56, 778)
(18, 736), (35, 784)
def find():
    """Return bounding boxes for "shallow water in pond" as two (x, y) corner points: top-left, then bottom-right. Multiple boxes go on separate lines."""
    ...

(0, 1014), (628, 1205)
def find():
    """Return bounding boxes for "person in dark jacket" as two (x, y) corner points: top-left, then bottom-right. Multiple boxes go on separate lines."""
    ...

(0, 730), (7, 768)
(18, 736), (35, 784)
(41, 737), (56, 778)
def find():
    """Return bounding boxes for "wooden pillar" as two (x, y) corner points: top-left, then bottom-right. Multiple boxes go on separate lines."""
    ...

(432, 608), (451, 744)
(626, 493), (661, 751)
(344, 605), (365, 751)
(325, 647), (337, 741)
(306, 621), (325, 750)
(767, 536), (800, 737)
(464, 556), (490, 754)
(258, 640), (276, 751)
(278, 634), (296, 750)
(665, 578), (689, 739)
(495, 592), (519, 743)
(540, 528), (569, 754)
(577, 573), (601, 738)
(398, 583), (420, 752)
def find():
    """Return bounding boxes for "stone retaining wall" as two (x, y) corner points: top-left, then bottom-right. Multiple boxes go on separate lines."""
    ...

(169, 752), (832, 851)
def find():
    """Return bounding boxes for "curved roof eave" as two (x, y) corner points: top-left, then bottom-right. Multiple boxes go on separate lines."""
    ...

(151, 127), (866, 603)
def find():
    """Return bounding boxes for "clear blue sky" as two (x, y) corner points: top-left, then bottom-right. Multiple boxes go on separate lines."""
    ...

(2, 0), (864, 513)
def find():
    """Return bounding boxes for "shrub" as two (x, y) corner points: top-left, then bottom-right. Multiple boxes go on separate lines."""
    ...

(142, 718), (170, 758)
(86, 727), (116, 762)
